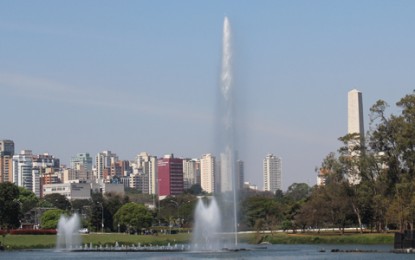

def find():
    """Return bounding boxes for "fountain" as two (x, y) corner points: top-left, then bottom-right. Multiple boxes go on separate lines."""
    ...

(191, 16), (241, 251)
(217, 16), (239, 247)
(191, 197), (221, 251)
(56, 213), (81, 251)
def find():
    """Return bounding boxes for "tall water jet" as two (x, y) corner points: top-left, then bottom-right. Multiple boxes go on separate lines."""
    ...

(191, 197), (221, 251)
(217, 16), (239, 247)
(56, 214), (81, 251)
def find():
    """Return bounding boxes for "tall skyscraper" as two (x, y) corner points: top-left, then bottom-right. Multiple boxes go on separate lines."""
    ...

(95, 151), (118, 182)
(263, 154), (282, 193)
(13, 150), (33, 191)
(348, 89), (364, 139)
(236, 160), (244, 191)
(200, 154), (215, 193)
(136, 152), (158, 195)
(183, 158), (200, 190)
(0, 139), (14, 183)
(0, 140), (14, 156)
(71, 153), (93, 181)
(157, 154), (183, 197)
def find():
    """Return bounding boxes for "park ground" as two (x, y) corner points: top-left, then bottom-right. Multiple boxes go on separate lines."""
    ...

(1, 230), (394, 250)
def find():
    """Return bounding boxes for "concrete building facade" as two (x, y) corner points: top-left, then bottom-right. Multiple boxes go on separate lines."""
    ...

(0, 139), (14, 183)
(183, 158), (200, 190)
(13, 150), (33, 191)
(200, 154), (215, 193)
(263, 154), (282, 193)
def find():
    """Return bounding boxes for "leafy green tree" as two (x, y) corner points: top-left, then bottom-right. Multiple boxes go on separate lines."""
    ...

(40, 209), (64, 229)
(104, 192), (127, 231)
(285, 183), (311, 202)
(0, 182), (21, 229)
(90, 192), (104, 232)
(43, 193), (71, 211)
(113, 202), (152, 233)
(240, 195), (283, 233)
(18, 187), (39, 214)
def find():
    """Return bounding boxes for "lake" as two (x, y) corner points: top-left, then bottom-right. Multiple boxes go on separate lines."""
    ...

(1, 244), (413, 259)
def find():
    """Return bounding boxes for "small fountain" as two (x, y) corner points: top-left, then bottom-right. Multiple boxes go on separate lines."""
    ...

(56, 213), (81, 251)
(191, 197), (221, 251)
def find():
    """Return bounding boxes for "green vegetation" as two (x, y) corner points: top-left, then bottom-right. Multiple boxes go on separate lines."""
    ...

(1, 234), (56, 250)
(1, 231), (394, 250)
(40, 209), (64, 229)
(0, 182), (21, 230)
(113, 202), (153, 233)
(1, 233), (191, 250)
(257, 232), (393, 245)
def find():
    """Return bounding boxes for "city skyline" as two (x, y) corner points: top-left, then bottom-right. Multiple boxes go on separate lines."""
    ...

(2, 1), (415, 190)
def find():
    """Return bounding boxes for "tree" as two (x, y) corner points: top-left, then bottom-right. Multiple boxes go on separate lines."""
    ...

(40, 209), (64, 229)
(113, 202), (152, 233)
(18, 187), (39, 215)
(104, 192), (127, 231)
(240, 195), (283, 232)
(0, 182), (21, 229)
(285, 183), (311, 202)
(43, 193), (71, 211)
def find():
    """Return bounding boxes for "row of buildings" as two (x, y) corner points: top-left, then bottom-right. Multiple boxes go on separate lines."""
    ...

(0, 140), (283, 200)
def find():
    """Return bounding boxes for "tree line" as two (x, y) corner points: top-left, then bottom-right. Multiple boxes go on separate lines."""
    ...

(1, 91), (414, 234)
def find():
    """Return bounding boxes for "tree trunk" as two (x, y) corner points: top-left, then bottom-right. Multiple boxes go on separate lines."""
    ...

(352, 203), (363, 234)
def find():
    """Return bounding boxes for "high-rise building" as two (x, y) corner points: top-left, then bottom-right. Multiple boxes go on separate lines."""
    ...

(0, 139), (14, 183)
(95, 151), (118, 182)
(200, 154), (215, 193)
(157, 154), (183, 197)
(32, 153), (60, 197)
(263, 154), (282, 193)
(348, 89), (364, 139)
(13, 150), (33, 191)
(0, 140), (14, 156)
(0, 155), (13, 183)
(183, 158), (200, 190)
(236, 159), (244, 191)
(136, 152), (158, 195)
(71, 153), (93, 181)
(110, 160), (131, 177)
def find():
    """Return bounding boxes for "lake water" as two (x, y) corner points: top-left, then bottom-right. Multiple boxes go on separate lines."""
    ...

(1, 244), (413, 259)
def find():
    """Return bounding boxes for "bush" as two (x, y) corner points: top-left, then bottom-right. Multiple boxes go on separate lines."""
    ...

(9, 229), (57, 235)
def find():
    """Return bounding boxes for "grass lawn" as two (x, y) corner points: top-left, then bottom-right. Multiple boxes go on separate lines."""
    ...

(1, 231), (394, 250)
(1, 232), (192, 250)
(256, 231), (394, 244)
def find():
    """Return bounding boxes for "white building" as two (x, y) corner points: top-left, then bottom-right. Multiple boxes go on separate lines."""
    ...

(200, 154), (215, 193)
(43, 183), (91, 200)
(13, 150), (33, 191)
(263, 154), (282, 193)
(95, 151), (118, 181)
(135, 152), (158, 195)
(183, 158), (200, 189)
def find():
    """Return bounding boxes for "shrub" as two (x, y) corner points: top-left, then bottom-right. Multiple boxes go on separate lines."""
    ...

(9, 229), (57, 235)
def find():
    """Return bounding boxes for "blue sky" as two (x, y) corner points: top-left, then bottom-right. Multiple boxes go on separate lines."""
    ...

(1, 1), (415, 190)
